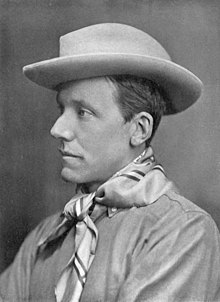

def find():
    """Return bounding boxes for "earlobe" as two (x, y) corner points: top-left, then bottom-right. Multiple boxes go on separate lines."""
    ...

(130, 135), (140, 147)
(130, 112), (153, 147)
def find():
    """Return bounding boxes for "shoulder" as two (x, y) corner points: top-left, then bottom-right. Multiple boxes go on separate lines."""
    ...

(14, 212), (63, 256)
(112, 189), (219, 246)
(0, 212), (63, 296)
(113, 193), (220, 302)
(128, 189), (215, 224)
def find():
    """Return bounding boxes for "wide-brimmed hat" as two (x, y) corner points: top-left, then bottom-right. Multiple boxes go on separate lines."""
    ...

(23, 23), (203, 114)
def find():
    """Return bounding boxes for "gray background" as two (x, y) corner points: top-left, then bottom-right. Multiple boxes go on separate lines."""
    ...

(0, 0), (220, 273)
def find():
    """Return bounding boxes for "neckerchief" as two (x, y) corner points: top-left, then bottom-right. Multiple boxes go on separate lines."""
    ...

(37, 147), (173, 302)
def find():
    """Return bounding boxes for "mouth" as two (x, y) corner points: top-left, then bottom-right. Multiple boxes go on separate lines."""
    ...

(58, 147), (83, 158)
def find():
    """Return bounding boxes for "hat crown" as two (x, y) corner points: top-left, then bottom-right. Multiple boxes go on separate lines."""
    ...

(60, 23), (171, 61)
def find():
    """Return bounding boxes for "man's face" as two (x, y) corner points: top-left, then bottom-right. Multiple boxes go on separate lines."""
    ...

(50, 77), (134, 190)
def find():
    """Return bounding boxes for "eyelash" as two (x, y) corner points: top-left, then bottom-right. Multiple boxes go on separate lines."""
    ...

(78, 108), (86, 116)
(57, 104), (93, 118)
(78, 108), (93, 118)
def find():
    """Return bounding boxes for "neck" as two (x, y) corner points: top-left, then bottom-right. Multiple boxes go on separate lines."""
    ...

(82, 181), (104, 193)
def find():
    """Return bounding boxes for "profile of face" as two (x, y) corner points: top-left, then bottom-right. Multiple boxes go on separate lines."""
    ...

(50, 77), (144, 191)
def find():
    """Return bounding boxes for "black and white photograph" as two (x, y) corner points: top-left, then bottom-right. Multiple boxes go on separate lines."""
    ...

(1, 1), (220, 301)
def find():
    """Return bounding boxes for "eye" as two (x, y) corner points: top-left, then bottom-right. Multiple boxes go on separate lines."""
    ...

(78, 107), (93, 117)
(78, 108), (86, 116)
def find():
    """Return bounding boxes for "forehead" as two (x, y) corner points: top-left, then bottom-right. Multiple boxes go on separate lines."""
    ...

(56, 77), (118, 110)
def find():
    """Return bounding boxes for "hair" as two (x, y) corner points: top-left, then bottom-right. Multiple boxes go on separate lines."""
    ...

(106, 74), (167, 146)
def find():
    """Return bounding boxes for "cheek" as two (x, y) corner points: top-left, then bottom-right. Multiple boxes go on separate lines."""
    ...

(83, 123), (130, 157)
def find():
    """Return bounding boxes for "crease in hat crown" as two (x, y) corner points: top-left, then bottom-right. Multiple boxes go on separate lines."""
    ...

(23, 22), (203, 115)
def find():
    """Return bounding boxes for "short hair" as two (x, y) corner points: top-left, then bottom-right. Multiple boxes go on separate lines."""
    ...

(107, 75), (167, 146)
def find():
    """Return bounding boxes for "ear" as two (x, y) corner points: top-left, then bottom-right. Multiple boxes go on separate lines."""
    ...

(130, 112), (153, 147)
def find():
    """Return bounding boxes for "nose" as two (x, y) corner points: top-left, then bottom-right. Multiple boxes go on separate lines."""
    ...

(50, 115), (74, 141)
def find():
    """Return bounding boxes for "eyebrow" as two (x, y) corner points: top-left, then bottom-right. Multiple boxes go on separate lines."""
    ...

(56, 95), (98, 113)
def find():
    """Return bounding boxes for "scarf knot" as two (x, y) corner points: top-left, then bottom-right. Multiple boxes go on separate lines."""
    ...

(63, 192), (96, 222)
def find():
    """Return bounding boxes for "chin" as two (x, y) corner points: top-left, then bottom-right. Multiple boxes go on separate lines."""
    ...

(61, 168), (80, 184)
(60, 167), (92, 185)
(60, 167), (103, 188)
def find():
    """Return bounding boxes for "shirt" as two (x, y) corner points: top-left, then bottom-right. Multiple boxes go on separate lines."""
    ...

(1, 189), (220, 301)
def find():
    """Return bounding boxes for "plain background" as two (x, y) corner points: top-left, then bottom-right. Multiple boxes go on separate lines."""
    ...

(0, 0), (220, 273)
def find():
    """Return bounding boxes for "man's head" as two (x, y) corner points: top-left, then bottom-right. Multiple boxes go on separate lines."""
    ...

(23, 23), (203, 190)
(51, 76), (159, 191)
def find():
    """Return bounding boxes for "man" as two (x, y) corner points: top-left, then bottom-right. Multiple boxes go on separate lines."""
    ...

(1, 23), (220, 301)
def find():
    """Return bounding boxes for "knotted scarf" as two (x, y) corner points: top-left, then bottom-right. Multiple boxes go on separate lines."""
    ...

(37, 147), (173, 302)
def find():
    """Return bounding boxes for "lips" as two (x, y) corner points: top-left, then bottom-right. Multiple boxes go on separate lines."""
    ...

(58, 147), (82, 158)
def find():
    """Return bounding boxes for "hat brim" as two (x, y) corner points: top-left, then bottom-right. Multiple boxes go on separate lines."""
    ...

(23, 54), (203, 115)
